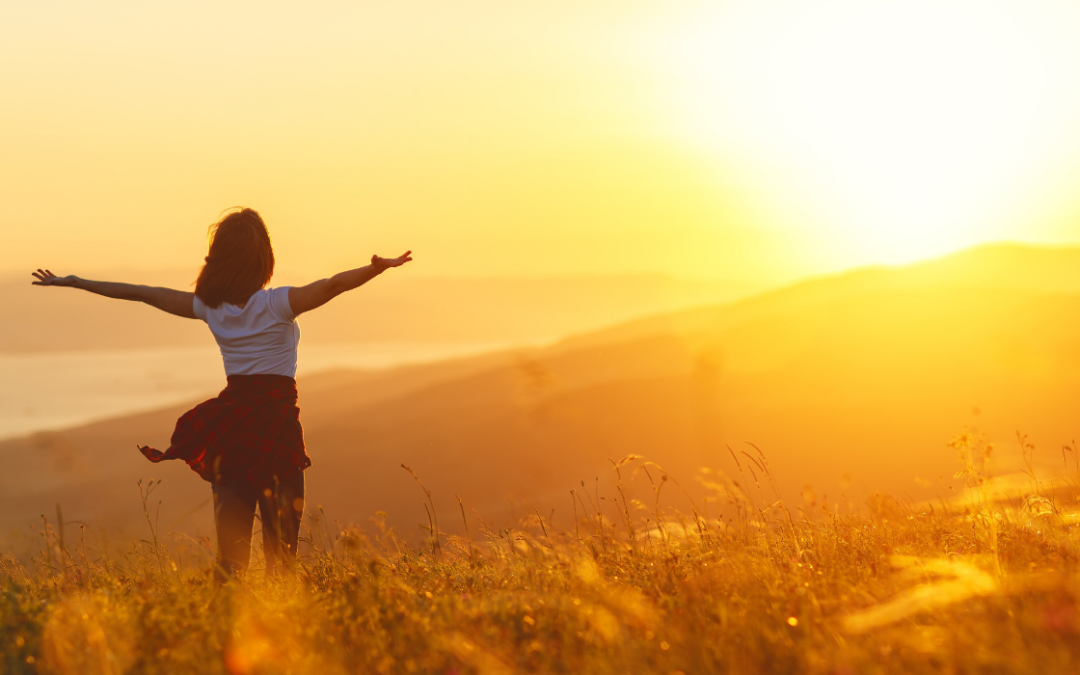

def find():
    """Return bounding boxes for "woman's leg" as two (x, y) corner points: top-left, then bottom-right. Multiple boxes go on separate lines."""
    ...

(257, 472), (305, 576)
(211, 482), (258, 581)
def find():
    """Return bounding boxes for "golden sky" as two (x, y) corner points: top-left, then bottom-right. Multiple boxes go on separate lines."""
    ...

(5, 0), (1080, 285)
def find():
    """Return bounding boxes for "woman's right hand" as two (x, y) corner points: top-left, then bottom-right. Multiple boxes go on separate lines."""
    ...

(31, 269), (79, 287)
(371, 251), (413, 272)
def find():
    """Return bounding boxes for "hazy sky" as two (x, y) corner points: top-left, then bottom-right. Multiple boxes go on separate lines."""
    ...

(6, 0), (1080, 284)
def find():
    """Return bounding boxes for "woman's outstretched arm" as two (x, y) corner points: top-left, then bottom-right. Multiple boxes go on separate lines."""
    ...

(31, 269), (197, 319)
(288, 251), (412, 316)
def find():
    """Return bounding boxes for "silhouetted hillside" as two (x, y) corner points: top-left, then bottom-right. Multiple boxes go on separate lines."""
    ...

(3, 244), (1079, 544)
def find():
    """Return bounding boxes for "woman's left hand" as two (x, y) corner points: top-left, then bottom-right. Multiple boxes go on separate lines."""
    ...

(31, 269), (79, 287)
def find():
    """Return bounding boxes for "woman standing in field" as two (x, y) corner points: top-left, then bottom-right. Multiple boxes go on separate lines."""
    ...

(31, 208), (411, 580)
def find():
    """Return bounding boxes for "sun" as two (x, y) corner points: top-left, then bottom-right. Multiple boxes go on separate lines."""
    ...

(656, 0), (1080, 265)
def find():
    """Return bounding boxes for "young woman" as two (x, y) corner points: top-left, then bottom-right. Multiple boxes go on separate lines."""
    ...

(31, 208), (411, 580)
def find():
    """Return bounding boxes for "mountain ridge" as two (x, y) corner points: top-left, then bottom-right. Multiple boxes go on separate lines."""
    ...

(3, 241), (1079, 544)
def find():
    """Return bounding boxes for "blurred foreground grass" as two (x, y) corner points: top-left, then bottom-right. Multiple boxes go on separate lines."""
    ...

(3, 432), (1080, 674)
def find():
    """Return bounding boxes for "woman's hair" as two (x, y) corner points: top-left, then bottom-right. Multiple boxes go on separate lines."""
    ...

(194, 208), (275, 309)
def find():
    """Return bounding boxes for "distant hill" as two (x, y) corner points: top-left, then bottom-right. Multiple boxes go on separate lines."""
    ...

(557, 242), (1080, 353)
(3, 243), (1079, 545)
(0, 271), (756, 353)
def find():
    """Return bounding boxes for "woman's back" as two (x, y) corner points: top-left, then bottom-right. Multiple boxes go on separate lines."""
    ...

(194, 286), (300, 377)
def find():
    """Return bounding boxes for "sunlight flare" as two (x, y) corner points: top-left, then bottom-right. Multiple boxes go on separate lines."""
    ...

(657, 0), (1080, 263)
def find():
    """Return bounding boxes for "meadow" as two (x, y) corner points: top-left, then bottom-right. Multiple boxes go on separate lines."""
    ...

(2, 430), (1078, 675)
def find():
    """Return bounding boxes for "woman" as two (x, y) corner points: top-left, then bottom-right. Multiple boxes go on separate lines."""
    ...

(31, 207), (411, 580)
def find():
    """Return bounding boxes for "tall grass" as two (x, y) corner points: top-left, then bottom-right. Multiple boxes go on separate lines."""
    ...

(2, 434), (1080, 674)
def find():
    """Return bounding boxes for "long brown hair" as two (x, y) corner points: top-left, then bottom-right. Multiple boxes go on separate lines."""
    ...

(194, 208), (275, 309)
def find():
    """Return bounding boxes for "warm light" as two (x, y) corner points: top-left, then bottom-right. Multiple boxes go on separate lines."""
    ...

(656, 0), (1080, 264)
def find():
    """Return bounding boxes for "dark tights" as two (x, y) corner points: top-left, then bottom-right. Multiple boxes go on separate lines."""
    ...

(211, 472), (305, 581)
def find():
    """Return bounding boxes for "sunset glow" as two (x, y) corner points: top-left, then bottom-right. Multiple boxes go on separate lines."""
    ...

(653, 0), (1080, 265)
(7, 4), (1080, 671)
(5, 1), (1080, 283)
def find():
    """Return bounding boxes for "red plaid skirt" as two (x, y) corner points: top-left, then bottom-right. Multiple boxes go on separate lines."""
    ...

(139, 374), (310, 486)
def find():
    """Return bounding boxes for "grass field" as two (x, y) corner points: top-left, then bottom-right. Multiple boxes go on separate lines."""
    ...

(2, 431), (1079, 674)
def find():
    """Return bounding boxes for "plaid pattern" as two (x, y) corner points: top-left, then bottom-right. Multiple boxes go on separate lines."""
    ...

(139, 374), (310, 486)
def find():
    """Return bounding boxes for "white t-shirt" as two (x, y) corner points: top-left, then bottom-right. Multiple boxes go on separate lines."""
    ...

(193, 287), (301, 378)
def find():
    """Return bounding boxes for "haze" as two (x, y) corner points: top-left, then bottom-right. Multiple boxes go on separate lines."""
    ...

(6, 244), (1080, 542)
